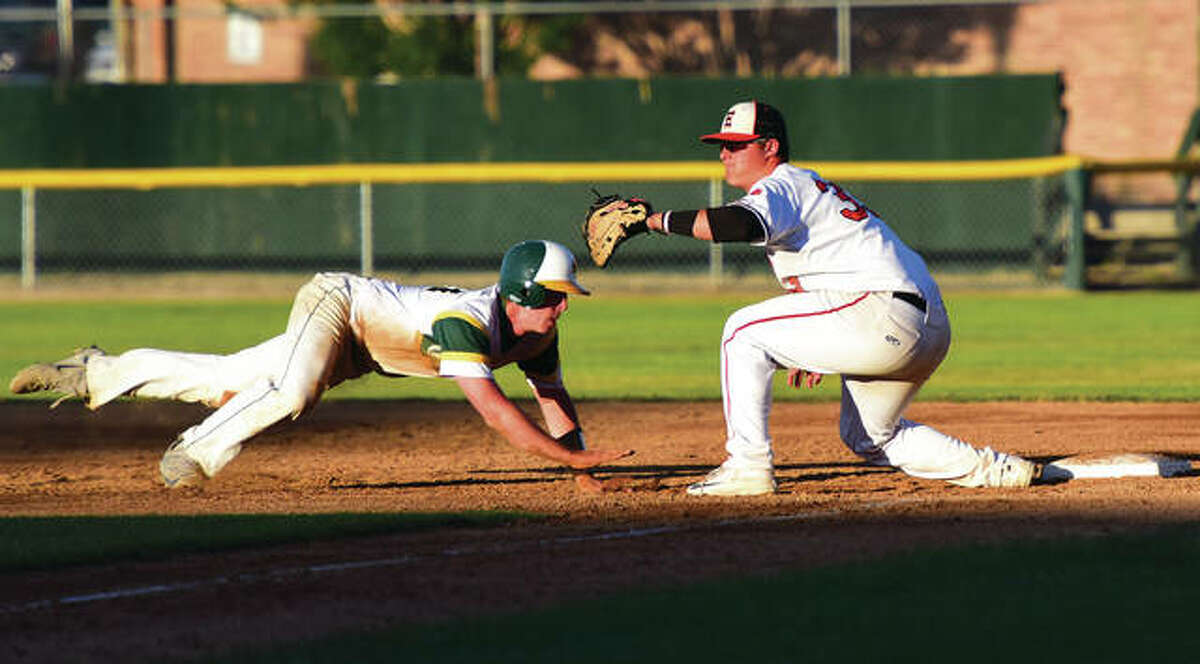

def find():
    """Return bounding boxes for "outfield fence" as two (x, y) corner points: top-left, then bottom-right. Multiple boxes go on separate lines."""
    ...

(2, 155), (1197, 291)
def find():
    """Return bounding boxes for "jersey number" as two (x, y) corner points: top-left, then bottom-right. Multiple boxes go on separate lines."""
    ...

(813, 177), (873, 222)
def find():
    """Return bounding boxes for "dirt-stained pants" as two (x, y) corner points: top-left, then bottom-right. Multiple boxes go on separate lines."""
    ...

(85, 274), (365, 477)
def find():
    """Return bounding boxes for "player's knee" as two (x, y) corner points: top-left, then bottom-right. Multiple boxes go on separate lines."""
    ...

(268, 382), (320, 419)
(720, 316), (754, 353)
(840, 417), (895, 453)
(721, 309), (752, 337)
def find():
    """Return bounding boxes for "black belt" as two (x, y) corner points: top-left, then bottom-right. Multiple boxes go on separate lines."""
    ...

(893, 291), (927, 313)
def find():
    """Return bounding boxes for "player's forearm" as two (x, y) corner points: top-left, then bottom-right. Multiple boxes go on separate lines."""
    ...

(493, 409), (581, 464)
(456, 377), (630, 469)
(647, 210), (714, 241)
(491, 409), (631, 470)
(457, 376), (584, 465)
(476, 394), (579, 463)
(650, 207), (764, 243)
(529, 382), (580, 439)
(539, 400), (578, 439)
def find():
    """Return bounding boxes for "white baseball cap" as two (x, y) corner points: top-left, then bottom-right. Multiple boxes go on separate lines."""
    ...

(700, 100), (788, 144)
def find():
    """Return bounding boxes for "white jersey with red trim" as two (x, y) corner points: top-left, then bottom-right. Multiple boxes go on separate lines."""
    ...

(709, 163), (1030, 489)
(730, 163), (940, 305)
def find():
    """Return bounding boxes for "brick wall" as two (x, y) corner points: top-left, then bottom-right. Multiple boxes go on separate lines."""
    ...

(129, 0), (313, 83)
(1009, 0), (1197, 160)
(174, 0), (314, 83)
(945, 0), (1198, 202)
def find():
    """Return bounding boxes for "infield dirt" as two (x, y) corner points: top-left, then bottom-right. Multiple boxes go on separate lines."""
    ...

(2, 399), (1199, 662)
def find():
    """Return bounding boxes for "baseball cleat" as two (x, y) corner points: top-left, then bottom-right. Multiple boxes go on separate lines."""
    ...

(9, 345), (106, 408)
(989, 454), (1038, 488)
(160, 439), (207, 488)
(686, 462), (776, 496)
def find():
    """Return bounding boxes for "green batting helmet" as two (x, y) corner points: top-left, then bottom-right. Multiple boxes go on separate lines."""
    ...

(499, 240), (590, 307)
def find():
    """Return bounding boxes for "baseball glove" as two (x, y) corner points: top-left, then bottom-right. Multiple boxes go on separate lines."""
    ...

(580, 192), (653, 268)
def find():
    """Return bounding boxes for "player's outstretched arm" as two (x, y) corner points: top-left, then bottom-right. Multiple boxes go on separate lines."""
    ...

(646, 210), (714, 241)
(646, 206), (765, 244)
(454, 376), (633, 468)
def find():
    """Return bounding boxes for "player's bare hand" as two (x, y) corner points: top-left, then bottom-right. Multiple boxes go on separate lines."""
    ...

(787, 368), (823, 389)
(566, 448), (635, 469)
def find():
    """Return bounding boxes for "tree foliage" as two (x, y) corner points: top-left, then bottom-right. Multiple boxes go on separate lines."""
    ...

(306, 3), (1021, 79)
(307, 2), (583, 79)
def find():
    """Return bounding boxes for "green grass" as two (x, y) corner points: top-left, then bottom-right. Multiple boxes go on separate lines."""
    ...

(217, 523), (1200, 663)
(0, 512), (530, 572)
(931, 291), (1200, 400)
(4, 291), (1199, 660)
(3, 290), (1199, 402)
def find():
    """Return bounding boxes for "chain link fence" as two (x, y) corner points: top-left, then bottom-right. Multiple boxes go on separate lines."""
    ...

(2, 167), (1072, 290)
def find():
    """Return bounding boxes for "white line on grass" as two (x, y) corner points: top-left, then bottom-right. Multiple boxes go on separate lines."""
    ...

(3, 498), (919, 615)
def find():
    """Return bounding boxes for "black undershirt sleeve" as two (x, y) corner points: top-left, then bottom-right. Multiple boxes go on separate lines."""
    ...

(706, 205), (766, 243)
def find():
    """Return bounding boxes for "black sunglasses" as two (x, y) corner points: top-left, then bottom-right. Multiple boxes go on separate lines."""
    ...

(718, 139), (765, 152)
(534, 289), (567, 308)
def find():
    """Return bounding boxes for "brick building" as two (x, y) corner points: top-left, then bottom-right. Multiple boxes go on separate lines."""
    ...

(125, 0), (313, 82)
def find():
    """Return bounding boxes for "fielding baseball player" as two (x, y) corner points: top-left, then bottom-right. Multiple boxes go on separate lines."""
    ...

(582, 100), (1039, 495)
(10, 240), (632, 490)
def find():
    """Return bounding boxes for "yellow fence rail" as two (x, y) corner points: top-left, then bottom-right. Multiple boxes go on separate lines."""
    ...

(0, 155), (1085, 190)
(4, 154), (1197, 289)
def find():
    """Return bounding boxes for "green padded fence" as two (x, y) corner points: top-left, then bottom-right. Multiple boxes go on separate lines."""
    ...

(0, 75), (1066, 279)
(0, 75), (1062, 168)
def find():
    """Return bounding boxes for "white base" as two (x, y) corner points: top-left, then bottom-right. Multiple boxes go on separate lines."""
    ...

(1041, 452), (1192, 481)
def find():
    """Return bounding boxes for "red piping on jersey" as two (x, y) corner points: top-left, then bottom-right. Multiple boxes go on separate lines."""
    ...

(721, 292), (870, 425)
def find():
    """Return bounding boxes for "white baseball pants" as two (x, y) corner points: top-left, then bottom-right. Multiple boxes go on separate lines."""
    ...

(84, 274), (366, 477)
(720, 290), (1010, 487)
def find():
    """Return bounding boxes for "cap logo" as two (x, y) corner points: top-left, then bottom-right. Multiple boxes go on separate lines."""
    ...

(699, 100), (783, 146)
(719, 102), (757, 135)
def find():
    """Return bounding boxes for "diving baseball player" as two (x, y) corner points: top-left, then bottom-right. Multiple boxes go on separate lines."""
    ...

(582, 100), (1039, 495)
(10, 240), (632, 490)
